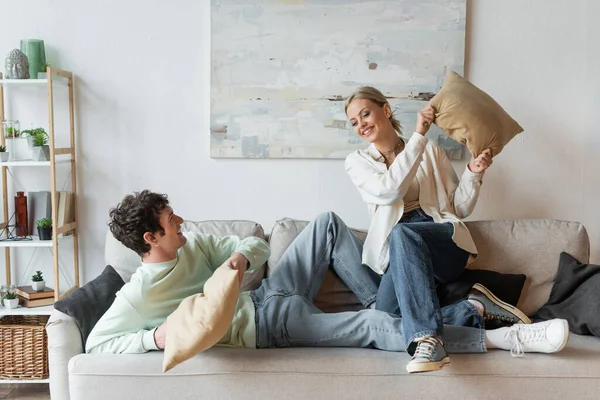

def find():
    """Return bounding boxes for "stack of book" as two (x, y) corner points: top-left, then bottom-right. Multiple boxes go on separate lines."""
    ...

(14, 285), (55, 307)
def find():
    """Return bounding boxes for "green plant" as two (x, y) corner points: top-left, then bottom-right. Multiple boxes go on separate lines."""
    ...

(35, 217), (52, 228)
(32, 132), (49, 147)
(32, 270), (44, 282)
(22, 127), (47, 137)
(4, 127), (19, 137)
(2, 291), (17, 300)
(0, 145), (6, 152)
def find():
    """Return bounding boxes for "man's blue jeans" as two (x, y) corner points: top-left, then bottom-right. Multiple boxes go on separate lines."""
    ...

(250, 212), (485, 354)
(376, 208), (484, 353)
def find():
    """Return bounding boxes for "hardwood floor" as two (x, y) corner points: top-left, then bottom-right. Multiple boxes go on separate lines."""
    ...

(0, 384), (49, 399)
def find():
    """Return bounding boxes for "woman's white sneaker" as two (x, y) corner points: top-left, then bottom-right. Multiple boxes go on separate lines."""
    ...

(504, 319), (570, 357)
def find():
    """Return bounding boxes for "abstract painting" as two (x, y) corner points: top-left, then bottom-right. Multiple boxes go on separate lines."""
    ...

(211, 0), (466, 159)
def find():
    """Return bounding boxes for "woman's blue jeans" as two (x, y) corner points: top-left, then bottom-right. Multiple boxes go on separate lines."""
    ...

(375, 209), (484, 353)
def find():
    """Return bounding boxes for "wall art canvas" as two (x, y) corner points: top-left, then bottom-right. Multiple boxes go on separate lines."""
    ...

(211, 0), (466, 159)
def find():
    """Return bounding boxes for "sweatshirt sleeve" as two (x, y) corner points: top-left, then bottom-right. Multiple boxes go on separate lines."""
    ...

(86, 294), (158, 354)
(437, 144), (483, 219)
(345, 133), (428, 206)
(194, 233), (270, 273)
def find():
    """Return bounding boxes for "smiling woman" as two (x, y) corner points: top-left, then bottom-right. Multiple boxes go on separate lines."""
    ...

(343, 85), (496, 373)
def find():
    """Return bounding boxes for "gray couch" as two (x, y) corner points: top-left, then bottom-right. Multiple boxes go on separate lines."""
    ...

(46, 217), (600, 400)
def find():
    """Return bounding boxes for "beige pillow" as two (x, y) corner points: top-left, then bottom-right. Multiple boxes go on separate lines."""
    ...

(162, 264), (240, 372)
(430, 70), (524, 158)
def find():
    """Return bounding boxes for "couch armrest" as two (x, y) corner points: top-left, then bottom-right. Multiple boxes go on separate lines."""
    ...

(47, 309), (84, 400)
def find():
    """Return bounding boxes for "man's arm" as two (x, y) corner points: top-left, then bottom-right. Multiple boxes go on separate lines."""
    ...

(86, 294), (159, 354)
(194, 233), (270, 273)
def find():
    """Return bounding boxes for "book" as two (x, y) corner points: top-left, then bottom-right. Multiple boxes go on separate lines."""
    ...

(27, 190), (52, 235)
(19, 296), (55, 308)
(14, 285), (55, 300)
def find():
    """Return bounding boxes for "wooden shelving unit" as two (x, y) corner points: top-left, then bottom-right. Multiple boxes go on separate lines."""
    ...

(0, 68), (80, 303)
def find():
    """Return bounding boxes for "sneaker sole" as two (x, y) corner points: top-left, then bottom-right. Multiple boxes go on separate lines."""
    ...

(406, 357), (450, 373)
(472, 283), (532, 324)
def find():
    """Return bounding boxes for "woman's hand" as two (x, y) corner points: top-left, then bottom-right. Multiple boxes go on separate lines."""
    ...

(416, 104), (435, 135)
(468, 149), (493, 173)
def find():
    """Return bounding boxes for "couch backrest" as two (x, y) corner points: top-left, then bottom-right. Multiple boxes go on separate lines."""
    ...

(267, 218), (590, 317)
(104, 220), (266, 291)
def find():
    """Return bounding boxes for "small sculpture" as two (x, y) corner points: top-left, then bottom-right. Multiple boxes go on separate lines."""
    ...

(5, 49), (30, 79)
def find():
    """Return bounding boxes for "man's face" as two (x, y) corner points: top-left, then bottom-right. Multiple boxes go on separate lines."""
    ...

(152, 206), (186, 257)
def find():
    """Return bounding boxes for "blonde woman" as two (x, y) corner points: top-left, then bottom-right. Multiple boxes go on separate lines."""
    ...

(344, 86), (568, 373)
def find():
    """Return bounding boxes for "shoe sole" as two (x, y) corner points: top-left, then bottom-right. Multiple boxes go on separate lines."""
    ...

(472, 283), (532, 324)
(406, 357), (450, 373)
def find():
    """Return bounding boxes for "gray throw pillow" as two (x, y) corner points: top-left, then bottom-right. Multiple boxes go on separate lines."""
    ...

(54, 265), (125, 344)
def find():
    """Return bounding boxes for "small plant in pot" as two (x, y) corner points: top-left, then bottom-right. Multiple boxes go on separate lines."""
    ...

(0, 145), (8, 162)
(22, 127), (48, 148)
(2, 291), (19, 309)
(36, 217), (52, 240)
(32, 131), (50, 161)
(31, 270), (45, 291)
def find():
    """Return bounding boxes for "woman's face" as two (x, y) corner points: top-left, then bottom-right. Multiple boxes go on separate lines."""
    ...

(346, 98), (391, 143)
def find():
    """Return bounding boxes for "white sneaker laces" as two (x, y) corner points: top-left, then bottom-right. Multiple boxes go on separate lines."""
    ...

(504, 324), (547, 358)
(413, 336), (442, 360)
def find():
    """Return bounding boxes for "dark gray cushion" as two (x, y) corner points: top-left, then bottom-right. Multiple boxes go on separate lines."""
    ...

(54, 265), (125, 344)
(437, 268), (527, 308)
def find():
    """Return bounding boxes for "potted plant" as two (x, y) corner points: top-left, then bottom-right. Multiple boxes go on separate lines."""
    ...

(2, 291), (19, 309)
(31, 270), (45, 291)
(31, 131), (50, 161)
(36, 217), (52, 240)
(0, 145), (8, 162)
(22, 127), (48, 148)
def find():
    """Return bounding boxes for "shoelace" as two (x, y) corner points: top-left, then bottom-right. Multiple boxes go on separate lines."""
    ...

(504, 324), (547, 358)
(413, 336), (443, 360)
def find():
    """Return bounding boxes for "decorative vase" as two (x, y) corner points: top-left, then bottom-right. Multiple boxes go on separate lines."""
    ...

(0, 152), (8, 162)
(20, 39), (46, 80)
(15, 191), (28, 237)
(31, 281), (45, 291)
(38, 226), (52, 240)
(4, 298), (18, 309)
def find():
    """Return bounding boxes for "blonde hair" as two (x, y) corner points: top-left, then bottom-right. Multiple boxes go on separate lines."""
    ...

(344, 86), (402, 135)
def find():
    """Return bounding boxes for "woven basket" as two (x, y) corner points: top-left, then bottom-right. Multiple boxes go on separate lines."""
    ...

(0, 315), (49, 380)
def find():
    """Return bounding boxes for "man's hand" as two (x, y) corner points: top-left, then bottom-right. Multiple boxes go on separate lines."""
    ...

(154, 321), (167, 350)
(226, 252), (250, 284)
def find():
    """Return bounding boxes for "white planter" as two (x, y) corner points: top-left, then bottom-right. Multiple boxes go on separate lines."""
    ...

(0, 152), (8, 162)
(32, 145), (50, 161)
(5, 137), (32, 161)
(32, 280), (45, 291)
(4, 298), (19, 309)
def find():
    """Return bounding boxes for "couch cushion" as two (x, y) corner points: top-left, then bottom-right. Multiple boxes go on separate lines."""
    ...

(465, 220), (590, 316)
(105, 220), (266, 291)
(54, 265), (125, 344)
(268, 218), (366, 313)
(67, 334), (600, 400)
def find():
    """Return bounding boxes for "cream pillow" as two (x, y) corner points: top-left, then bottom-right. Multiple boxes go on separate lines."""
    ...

(430, 70), (524, 158)
(162, 264), (240, 372)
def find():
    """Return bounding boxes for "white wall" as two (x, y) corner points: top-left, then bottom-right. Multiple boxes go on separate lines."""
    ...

(1, 0), (598, 284)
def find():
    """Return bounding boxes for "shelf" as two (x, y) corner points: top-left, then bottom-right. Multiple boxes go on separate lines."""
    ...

(0, 304), (54, 316)
(0, 378), (50, 384)
(0, 236), (56, 248)
(0, 77), (66, 86)
(0, 158), (72, 167)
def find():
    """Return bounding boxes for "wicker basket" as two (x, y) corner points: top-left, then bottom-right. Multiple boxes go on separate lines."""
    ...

(0, 315), (49, 380)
